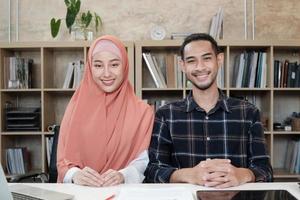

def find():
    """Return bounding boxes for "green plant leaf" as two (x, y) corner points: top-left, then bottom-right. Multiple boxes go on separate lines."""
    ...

(75, 0), (80, 14)
(66, 8), (77, 31)
(65, 0), (80, 32)
(80, 11), (92, 28)
(94, 12), (102, 32)
(64, 0), (70, 7)
(50, 18), (61, 38)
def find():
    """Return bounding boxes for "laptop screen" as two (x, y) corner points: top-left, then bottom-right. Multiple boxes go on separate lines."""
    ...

(197, 190), (297, 200)
(0, 164), (13, 200)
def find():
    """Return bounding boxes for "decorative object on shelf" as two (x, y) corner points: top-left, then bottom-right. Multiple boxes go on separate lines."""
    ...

(170, 32), (193, 40)
(5, 106), (41, 131)
(291, 112), (300, 131)
(150, 25), (166, 40)
(273, 122), (284, 131)
(50, 0), (102, 40)
(282, 112), (300, 131)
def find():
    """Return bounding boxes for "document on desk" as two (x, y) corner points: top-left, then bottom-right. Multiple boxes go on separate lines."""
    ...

(117, 187), (194, 200)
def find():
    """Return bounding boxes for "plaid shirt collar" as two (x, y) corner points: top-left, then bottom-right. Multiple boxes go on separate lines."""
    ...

(185, 89), (231, 113)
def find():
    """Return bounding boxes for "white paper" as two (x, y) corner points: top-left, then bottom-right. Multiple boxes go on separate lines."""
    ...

(117, 187), (194, 200)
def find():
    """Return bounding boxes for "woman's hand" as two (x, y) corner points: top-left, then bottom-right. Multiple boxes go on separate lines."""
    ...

(101, 169), (125, 187)
(72, 166), (104, 187)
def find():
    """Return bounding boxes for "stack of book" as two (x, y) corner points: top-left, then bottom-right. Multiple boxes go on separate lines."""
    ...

(143, 53), (184, 88)
(231, 51), (267, 88)
(170, 32), (193, 40)
(6, 147), (30, 175)
(62, 60), (84, 89)
(45, 136), (54, 168)
(209, 7), (224, 40)
(3, 57), (33, 89)
(5, 107), (41, 131)
(274, 60), (300, 88)
(284, 139), (300, 174)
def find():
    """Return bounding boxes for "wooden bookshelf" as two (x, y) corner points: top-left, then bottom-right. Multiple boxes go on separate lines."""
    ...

(135, 40), (300, 180)
(0, 41), (134, 177)
(1, 39), (299, 181)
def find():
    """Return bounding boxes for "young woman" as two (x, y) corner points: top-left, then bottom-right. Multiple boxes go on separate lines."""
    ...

(57, 35), (154, 187)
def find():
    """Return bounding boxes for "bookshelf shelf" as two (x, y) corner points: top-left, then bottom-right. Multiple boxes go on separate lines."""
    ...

(0, 41), (134, 177)
(273, 131), (300, 135)
(273, 168), (300, 179)
(0, 89), (42, 92)
(135, 40), (300, 180)
(273, 88), (300, 91)
(43, 88), (76, 92)
(142, 88), (184, 91)
(1, 132), (44, 136)
(228, 88), (271, 91)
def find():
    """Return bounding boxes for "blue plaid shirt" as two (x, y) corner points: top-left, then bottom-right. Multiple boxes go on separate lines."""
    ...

(144, 90), (273, 183)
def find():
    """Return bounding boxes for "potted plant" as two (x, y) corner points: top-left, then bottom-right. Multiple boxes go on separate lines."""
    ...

(50, 0), (102, 40)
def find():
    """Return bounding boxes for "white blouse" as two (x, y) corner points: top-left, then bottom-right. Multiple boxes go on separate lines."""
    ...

(63, 150), (149, 184)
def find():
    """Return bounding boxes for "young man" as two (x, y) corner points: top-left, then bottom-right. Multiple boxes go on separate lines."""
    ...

(144, 33), (273, 188)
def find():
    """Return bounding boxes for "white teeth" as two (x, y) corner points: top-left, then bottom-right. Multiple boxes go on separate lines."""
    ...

(102, 80), (114, 85)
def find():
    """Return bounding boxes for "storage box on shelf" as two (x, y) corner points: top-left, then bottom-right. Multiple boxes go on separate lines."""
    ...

(135, 40), (300, 180)
(0, 41), (134, 178)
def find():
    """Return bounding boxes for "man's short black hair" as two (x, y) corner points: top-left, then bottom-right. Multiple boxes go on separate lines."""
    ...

(179, 33), (220, 59)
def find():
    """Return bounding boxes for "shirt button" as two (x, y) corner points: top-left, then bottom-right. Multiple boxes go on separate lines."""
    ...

(205, 116), (209, 120)
(207, 137), (210, 141)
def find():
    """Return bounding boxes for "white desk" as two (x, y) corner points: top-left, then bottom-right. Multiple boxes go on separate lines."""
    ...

(9, 182), (300, 200)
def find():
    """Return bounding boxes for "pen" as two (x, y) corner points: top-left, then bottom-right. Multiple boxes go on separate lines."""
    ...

(104, 194), (115, 200)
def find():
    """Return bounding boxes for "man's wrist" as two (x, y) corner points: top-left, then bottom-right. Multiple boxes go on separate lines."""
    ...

(170, 168), (191, 183)
(240, 168), (255, 183)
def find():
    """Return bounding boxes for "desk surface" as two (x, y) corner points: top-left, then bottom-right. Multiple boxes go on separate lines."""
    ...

(9, 182), (300, 200)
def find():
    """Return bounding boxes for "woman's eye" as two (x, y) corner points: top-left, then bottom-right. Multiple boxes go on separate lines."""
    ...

(94, 64), (103, 68)
(111, 63), (120, 67)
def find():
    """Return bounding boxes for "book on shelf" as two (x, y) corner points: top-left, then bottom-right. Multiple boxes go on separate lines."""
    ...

(209, 7), (224, 40)
(3, 57), (33, 89)
(174, 55), (184, 88)
(62, 62), (75, 89)
(62, 60), (84, 89)
(152, 54), (167, 87)
(170, 32), (193, 40)
(45, 136), (54, 168)
(72, 60), (84, 89)
(217, 63), (224, 88)
(145, 99), (170, 111)
(6, 147), (30, 175)
(142, 53), (167, 88)
(231, 51), (267, 88)
(284, 139), (300, 174)
(274, 60), (300, 88)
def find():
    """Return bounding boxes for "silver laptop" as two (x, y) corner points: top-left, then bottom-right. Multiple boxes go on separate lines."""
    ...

(0, 164), (73, 200)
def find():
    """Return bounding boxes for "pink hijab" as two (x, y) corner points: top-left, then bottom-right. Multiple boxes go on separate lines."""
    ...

(57, 35), (154, 182)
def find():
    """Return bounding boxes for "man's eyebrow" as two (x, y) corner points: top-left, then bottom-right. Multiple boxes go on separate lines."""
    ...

(185, 52), (213, 60)
(201, 52), (213, 57)
(185, 56), (196, 60)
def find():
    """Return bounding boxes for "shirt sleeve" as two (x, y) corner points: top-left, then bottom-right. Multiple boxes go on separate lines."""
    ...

(248, 108), (273, 182)
(118, 150), (149, 183)
(144, 109), (177, 183)
(63, 167), (81, 183)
